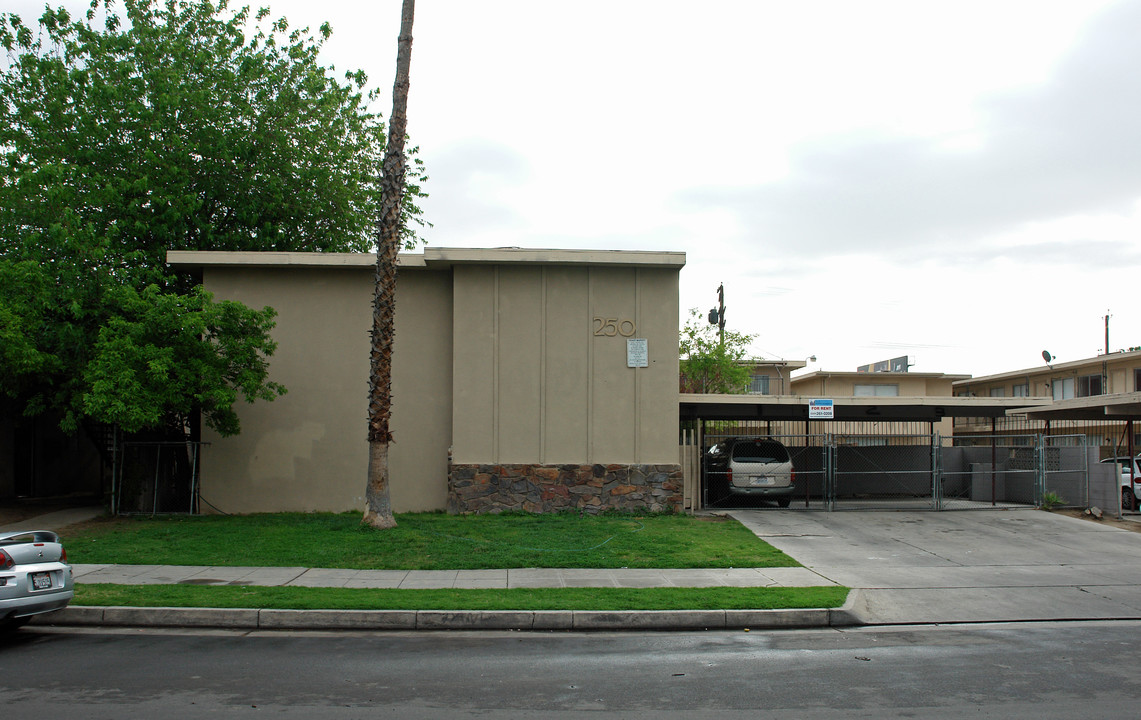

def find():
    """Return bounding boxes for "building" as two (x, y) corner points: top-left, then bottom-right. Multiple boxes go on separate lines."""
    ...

(952, 349), (1141, 453)
(167, 247), (685, 515)
(745, 360), (811, 396)
(787, 370), (969, 438)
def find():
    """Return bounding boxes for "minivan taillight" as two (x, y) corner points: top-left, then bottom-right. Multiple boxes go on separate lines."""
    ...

(727, 467), (733, 485)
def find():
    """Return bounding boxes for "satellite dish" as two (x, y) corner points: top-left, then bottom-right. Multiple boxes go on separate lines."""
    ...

(1042, 350), (1053, 363)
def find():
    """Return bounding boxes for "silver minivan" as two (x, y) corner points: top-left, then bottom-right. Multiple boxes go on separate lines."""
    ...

(706, 437), (796, 507)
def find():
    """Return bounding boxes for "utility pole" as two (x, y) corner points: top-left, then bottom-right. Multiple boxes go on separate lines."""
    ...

(1105, 311), (1111, 355)
(708, 284), (726, 346)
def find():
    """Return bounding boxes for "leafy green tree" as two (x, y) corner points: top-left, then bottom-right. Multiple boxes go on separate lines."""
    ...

(679, 308), (758, 394)
(0, 0), (428, 438)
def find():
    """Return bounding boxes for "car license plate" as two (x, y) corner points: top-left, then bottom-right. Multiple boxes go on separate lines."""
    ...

(749, 476), (774, 487)
(31, 572), (52, 590)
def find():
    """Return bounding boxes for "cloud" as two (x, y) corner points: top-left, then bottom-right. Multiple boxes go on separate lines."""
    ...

(420, 139), (531, 241)
(679, 0), (1141, 265)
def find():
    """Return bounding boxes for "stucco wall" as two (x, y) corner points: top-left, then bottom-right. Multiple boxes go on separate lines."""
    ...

(451, 264), (679, 466)
(198, 265), (453, 514)
(185, 249), (683, 514)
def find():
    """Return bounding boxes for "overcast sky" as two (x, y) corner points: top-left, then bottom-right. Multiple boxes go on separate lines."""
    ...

(11, 0), (1141, 378)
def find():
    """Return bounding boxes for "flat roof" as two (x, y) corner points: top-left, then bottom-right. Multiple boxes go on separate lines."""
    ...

(793, 370), (971, 381)
(679, 394), (1052, 422)
(1007, 392), (1141, 422)
(167, 247), (687, 270)
(952, 349), (1141, 386)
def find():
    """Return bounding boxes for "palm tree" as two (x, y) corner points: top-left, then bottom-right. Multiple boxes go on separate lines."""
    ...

(363, 0), (415, 529)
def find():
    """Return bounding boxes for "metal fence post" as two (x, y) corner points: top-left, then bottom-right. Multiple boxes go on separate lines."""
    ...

(825, 433), (834, 512)
(933, 433), (942, 511)
(1035, 433), (1046, 507)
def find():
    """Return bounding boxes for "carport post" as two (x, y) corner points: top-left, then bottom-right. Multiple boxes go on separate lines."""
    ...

(804, 418), (811, 508)
(991, 418), (997, 507)
(697, 418), (705, 510)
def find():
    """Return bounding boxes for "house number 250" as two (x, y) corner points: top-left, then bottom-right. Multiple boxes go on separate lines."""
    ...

(593, 317), (636, 337)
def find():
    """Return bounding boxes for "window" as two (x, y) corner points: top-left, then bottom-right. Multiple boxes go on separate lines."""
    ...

(748, 374), (770, 395)
(853, 384), (899, 397)
(1052, 377), (1074, 400)
(1077, 374), (1103, 398)
(1134, 368), (1141, 392)
(1012, 383), (1029, 397)
(730, 439), (789, 463)
(989, 387), (1006, 398)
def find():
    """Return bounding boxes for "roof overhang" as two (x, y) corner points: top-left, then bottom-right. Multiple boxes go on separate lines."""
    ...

(166, 248), (686, 271)
(679, 395), (1052, 422)
(1007, 392), (1141, 422)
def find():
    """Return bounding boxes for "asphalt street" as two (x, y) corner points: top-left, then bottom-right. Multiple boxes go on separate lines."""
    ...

(1, 621), (1139, 718)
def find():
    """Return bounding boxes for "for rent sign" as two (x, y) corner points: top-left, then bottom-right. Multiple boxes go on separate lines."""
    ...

(809, 399), (834, 419)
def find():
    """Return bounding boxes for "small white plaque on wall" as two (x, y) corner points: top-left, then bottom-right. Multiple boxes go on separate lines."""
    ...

(627, 338), (648, 368)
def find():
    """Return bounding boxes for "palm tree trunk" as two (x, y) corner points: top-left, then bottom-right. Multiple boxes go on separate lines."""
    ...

(363, 0), (415, 529)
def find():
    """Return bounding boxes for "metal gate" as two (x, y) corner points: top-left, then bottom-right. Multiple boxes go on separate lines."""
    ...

(940, 434), (1040, 510)
(696, 427), (1090, 511)
(112, 441), (205, 515)
(830, 434), (938, 510)
(939, 434), (1089, 510)
(1042, 435), (1091, 509)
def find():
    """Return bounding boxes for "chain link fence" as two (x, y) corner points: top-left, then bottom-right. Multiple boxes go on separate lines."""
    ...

(940, 434), (1039, 510)
(830, 435), (937, 510)
(112, 441), (205, 515)
(1041, 435), (1092, 510)
(690, 421), (1099, 512)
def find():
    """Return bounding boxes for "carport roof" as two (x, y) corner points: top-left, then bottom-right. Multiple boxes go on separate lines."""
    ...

(679, 394), (1052, 422)
(1007, 392), (1141, 422)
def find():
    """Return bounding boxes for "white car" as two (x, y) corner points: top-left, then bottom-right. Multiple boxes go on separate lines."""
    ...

(0, 530), (74, 631)
(1102, 457), (1141, 511)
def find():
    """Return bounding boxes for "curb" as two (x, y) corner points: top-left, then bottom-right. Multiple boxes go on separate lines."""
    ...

(29, 597), (862, 632)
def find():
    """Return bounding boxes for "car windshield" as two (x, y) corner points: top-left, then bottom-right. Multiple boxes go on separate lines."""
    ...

(731, 440), (788, 463)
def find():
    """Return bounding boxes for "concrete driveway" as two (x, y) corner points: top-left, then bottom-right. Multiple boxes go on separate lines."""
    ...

(731, 508), (1141, 625)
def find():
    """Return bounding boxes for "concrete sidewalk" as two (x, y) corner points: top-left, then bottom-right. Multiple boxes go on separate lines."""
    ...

(70, 564), (830, 589)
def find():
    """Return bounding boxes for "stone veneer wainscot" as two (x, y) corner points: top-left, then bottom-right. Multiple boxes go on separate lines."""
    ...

(448, 463), (684, 514)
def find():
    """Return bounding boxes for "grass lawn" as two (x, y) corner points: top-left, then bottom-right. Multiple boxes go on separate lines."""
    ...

(74, 584), (850, 611)
(63, 512), (849, 611)
(66, 511), (799, 570)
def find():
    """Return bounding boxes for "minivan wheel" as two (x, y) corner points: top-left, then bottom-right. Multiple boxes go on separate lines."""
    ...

(776, 498), (791, 508)
(1124, 487), (1136, 513)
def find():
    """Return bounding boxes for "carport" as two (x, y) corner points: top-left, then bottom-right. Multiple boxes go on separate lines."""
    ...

(1009, 391), (1141, 458)
(678, 394), (1092, 512)
(1008, 392), (1141, 513)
